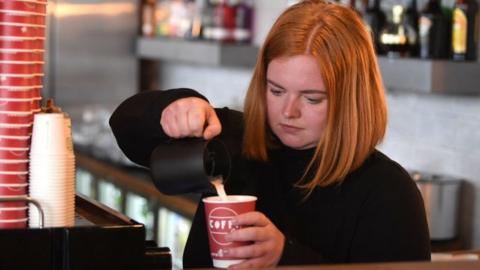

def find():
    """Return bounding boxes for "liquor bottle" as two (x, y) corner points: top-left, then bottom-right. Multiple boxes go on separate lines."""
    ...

(364, 0), (386, 54)
(452, 0), (479, 61)
(418, 0), (450, 59)
(405, 0), (420, 56)
(211, 0), (236, 42)
(141, 0), (156, 37)
(189, 0), (205, 39)
(233, 0), (254, 43)
(380, 5), (411, 57)
(202, 0), (217, 40)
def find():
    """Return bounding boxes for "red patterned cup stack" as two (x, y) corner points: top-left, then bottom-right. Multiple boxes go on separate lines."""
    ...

(0, 0), (47, 229)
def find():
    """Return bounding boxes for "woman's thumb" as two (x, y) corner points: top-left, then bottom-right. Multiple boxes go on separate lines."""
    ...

(203, 110), (221, 139)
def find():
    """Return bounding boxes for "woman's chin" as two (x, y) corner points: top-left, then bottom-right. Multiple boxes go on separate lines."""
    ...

(279, 138), (311, 150)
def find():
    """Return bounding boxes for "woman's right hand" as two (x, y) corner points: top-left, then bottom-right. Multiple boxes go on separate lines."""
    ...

(160, 97), (222, 139)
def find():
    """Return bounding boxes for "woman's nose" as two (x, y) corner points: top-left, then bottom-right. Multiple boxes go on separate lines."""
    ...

(283, 98), (301, 118)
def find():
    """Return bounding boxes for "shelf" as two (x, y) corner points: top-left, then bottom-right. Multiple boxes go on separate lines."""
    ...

(377, 57), (480, 95)
(136, 37), (259, 68)
(136, 37), (480, 95)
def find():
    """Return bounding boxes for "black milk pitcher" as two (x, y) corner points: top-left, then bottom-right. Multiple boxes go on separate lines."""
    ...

(149, 138), (231, 195)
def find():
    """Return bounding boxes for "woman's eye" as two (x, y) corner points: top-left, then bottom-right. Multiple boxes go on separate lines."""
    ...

(270, 88), (283, 96)
(305, 96), (325, 104)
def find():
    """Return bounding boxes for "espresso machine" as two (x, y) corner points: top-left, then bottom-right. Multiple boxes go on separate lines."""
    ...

(0, 194), (171, 270)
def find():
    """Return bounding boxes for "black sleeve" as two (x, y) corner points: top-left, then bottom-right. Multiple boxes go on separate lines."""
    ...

(109, 88), (207, 167)
(348, 164), (431, 262)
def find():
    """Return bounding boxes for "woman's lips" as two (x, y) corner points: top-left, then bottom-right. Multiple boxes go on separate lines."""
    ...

(279, 123), (302, 133)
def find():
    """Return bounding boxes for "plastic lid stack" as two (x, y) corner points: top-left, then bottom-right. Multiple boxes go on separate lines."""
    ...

(0, 0), (47, 229)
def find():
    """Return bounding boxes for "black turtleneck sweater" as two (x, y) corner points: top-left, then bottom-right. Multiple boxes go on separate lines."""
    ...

(109, 89), (431, 268)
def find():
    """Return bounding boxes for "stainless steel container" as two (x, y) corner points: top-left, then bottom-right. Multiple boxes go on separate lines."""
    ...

(413, 172), (463, 240)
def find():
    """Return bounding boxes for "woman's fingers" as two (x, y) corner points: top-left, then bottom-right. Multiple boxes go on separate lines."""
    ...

(187, 107), (206, 137)
(226, 230), (284, 269)
(227, 226), (268, 242)
(225, 241), (268, 259)
(233, 211), (270, 227)
(203, 108), (222, 139)
(160, 97), (221, 139)
(222, 211), (285, 268)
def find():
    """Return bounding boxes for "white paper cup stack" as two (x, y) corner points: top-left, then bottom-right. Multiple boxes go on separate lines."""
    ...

(28, 113), (75, 227)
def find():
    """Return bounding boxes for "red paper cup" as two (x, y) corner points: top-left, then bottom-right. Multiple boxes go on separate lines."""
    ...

(0, 25), (45, 38)
(32, 86), (40, 98)
(32, 63), (42, 74)
(0, 161), (29, 171)
(0, 74), (37, 86)
(0, 88), (34, 99)
(0, 38), (44, 50)
(30, 99), (39, 110)
(0, 208), (28, 220)
(0, 61), (35, 74)
(203, 195), (257, 268)
(0, 184), (27, 196)
(0, 173), (27, 184)
(0, 50), (43, 62)
(33, 74), (42, 85)
(0, 111), (32, 124)
(0, 202), (26, 208)
(0, 137), (30, 148)
(0, 74), (41, 87)
(0, 217), (28, 228)
(0, 125), (31, 137)
(0, 1), (47, 14)
(0, 99), (31, 112)
(0, 149), (29, 159)
(0, 13), (46, 25)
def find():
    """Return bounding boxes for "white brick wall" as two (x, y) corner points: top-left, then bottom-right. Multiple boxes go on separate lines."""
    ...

(380, 93), (480, 248)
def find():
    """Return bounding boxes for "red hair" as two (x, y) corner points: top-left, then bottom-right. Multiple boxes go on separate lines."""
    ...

(243, 0), (387, 193)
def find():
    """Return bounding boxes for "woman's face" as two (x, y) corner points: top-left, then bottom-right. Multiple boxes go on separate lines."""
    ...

(266, 54), (328, 150)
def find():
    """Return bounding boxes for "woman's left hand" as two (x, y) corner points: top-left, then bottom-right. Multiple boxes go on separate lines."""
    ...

(225, 211), (285, 269)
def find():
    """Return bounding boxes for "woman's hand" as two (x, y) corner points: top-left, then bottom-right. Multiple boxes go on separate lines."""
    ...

(160, 97), (221, 139)
(225, 212), (285, 269)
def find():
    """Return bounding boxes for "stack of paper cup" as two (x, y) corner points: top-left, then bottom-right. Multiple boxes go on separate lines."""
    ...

(0, 0), (47, 228)
(0, 173), (29, 228)
(0, 94), (32, 229)
(29, 113), (75, 227)
(0, 0), (47, 114)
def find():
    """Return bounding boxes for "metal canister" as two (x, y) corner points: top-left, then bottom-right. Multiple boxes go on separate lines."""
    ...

(413, 172), (463, 240)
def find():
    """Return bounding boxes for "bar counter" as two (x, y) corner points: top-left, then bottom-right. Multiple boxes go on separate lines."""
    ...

(265, 260), (480, 270)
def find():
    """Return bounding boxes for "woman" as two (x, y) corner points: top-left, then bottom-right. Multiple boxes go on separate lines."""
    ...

(110, 0), (430, 268)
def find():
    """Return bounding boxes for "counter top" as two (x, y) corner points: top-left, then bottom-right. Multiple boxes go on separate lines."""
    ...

(262, 261), (480, 270)
(193, 260), (480, 270)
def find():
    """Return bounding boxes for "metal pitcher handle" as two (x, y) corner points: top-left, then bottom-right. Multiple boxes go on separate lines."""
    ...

(0, 196), (44, 228)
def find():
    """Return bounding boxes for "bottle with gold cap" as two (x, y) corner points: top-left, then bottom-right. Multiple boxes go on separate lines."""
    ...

(452, 0), (479, 61)
(380, 5), (413, 57)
